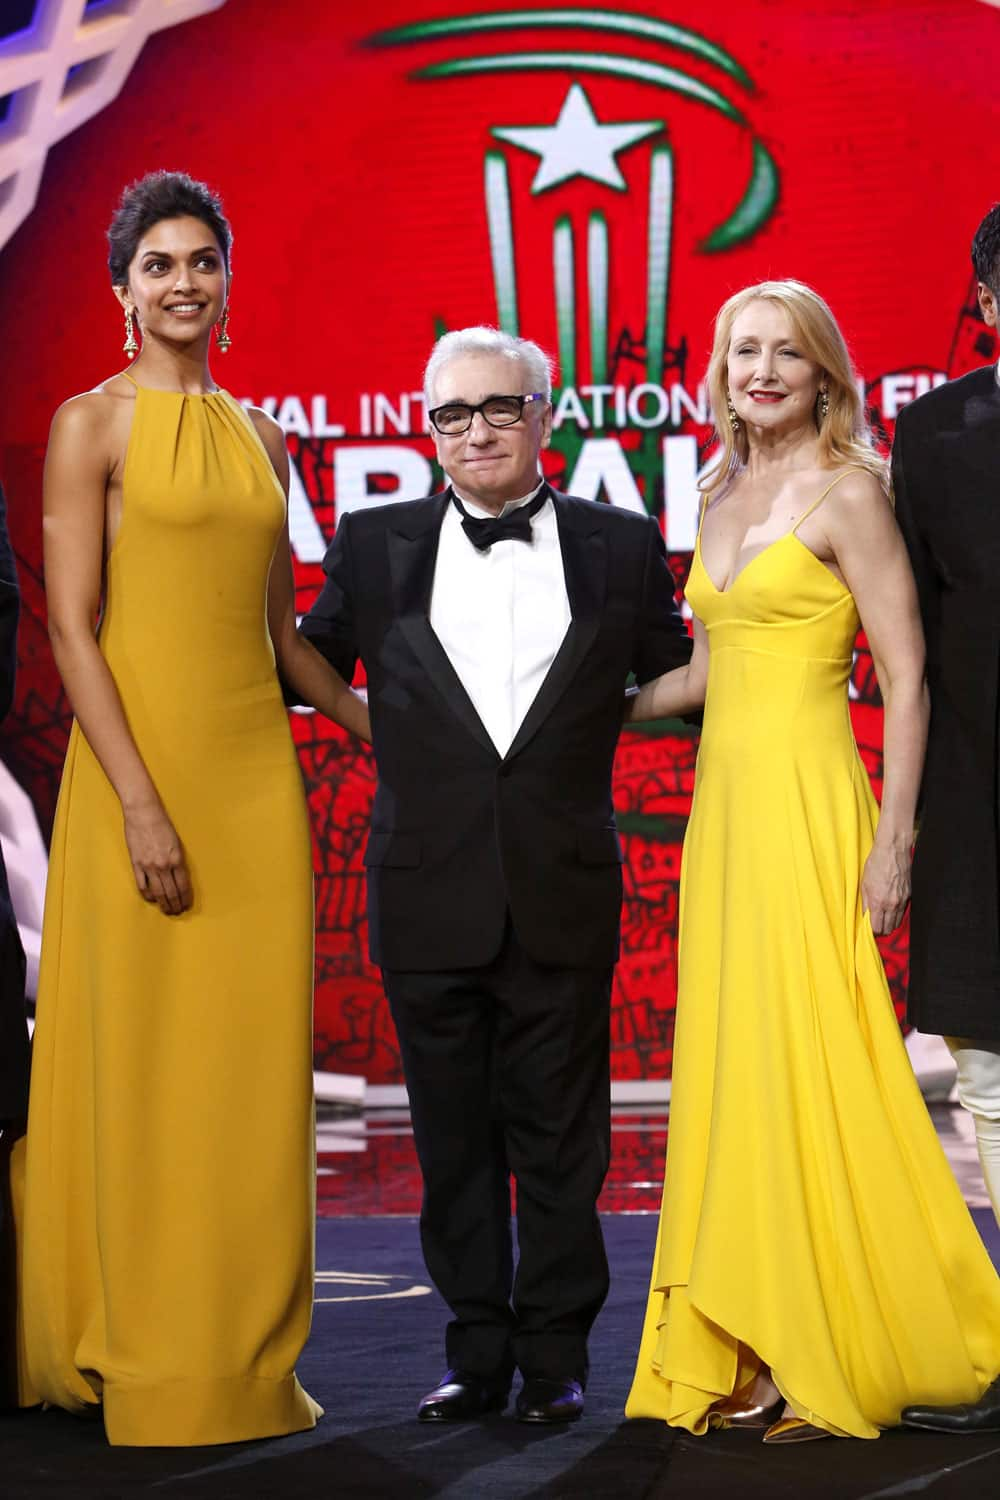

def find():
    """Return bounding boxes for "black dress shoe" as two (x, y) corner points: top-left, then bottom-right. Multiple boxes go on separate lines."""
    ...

(417, 1370), (509, 1422)
(901, 1374), (1000, 1433)
(516, 1376), (585, 1424)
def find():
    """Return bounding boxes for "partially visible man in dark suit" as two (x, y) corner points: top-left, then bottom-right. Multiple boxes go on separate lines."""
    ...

(300, 327), (692, 1424)
(893, 206), (1000, 1434)
(0, 481), (28, 1407)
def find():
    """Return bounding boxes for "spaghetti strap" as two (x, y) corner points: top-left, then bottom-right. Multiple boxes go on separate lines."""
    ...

(119, 370), (139, 389)
(792, 467), (867, 533)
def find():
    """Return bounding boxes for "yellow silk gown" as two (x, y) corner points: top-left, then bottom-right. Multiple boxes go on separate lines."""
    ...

(15, 382), (321, 1445)
(626, 477), (1000, 1439)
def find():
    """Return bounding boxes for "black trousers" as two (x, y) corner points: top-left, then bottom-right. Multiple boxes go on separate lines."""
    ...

(383, 921), (613, 1386)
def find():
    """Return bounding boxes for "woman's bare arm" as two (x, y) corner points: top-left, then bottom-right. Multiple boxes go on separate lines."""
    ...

(625, 616), (708, 723)
(251, 410), (371, 742)
(44, 394), (192, 915)
(822, 471), (929, 936)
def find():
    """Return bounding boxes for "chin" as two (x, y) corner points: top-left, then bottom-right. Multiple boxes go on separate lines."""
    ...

(459, 469), (509, 490)
(156, 323), (206, 343)
(746, 409), (794, 428)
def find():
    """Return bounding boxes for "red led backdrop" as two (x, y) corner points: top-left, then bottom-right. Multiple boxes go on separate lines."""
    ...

(0, 0), (997, 1083)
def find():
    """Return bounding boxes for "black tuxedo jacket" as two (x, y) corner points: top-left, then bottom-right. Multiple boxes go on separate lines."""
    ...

(892, 365), (1000, 1037)
(301, 486), (691, 971)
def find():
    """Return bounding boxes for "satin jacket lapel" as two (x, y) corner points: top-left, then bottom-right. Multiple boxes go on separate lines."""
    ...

(506, 492), (607, 762)
(386, 493), (499, 760)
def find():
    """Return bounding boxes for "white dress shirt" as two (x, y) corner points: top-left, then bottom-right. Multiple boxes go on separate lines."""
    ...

(429, 483), (571, 756)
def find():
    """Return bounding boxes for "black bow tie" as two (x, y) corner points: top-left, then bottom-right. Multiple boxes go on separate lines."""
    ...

(452, 489), (548, 551)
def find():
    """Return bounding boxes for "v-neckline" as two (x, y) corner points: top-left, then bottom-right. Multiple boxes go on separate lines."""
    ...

(697, 529), (797, 596)
(697, 468), (864, 595)
(696, 529), (848, 598)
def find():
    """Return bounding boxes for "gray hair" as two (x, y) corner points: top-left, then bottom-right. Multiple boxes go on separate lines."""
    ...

(423, 326), (554, 408)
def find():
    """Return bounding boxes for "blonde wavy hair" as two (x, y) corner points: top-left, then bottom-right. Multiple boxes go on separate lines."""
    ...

(700, 279), (887, 503)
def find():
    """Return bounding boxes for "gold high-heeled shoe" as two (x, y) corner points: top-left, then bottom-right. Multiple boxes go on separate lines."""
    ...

(762, 1416), (832, 1443)
(714, 1391), (785, 1429)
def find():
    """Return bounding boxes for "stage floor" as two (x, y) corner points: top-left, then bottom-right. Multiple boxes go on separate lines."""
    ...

(4, 1104), (998, 1498)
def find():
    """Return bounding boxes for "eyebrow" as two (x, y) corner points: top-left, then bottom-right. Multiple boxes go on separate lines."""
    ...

(436, 391), (522, 404)
(141, 245), (219, 259)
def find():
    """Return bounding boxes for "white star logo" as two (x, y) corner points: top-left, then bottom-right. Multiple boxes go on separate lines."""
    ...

(492, 83), (661, 194)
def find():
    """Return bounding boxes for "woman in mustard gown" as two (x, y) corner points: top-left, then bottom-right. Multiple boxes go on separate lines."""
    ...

(624, 280), (1000, 1441)
(13, 172), (370, 1445)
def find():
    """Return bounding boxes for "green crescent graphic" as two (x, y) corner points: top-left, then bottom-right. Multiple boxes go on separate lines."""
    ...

(369, 9), (754, 92)
(413, 51), (746, 125)
(701, 139), (779, 251)
(369, 11), (779, 252)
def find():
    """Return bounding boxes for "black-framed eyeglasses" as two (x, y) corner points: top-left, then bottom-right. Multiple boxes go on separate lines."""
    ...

(427, 393), (547, 435)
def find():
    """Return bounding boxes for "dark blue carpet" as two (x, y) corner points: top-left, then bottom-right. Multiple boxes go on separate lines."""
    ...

(2, 1212), (999, 1498)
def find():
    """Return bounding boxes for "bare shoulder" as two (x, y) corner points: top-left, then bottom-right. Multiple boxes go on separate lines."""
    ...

(244, 405), (289, 492)
(245, 404), (285, 454)
(823, 466), (892, 527)
(48, 380), (132, 449)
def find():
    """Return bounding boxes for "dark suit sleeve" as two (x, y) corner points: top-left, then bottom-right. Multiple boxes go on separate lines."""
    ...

(891, 407), (940, 679)
(631, 516), (692, 685)
(298, 511), (360, 686)
(0, 484), (19, 724)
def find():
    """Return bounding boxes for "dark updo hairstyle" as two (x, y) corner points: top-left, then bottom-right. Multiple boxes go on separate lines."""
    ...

(107, 170), (232, 287)
(971, 203), (1000, 296)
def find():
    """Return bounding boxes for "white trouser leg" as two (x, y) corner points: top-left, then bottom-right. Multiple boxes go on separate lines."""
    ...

(905, 1029), (958, 1100)
(944, 1036), (1000, 1228)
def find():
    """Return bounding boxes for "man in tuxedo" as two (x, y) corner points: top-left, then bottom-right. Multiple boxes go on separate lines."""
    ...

(300, 327), (691, 1423)
(893, 205), (1000, 1433)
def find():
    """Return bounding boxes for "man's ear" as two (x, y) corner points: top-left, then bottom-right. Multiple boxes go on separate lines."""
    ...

(976, 281), (998, 330)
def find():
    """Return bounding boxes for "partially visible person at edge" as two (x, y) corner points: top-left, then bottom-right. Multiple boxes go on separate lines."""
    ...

(888, 203), (1000, 1435)
(621, 279), (1000, 1442)
(297, 325), (692, 1426)
(0, 481), (29, 1411)
(12, 170), (370, 1447)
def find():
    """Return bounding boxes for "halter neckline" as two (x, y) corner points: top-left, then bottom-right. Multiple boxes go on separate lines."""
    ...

(119, 370), (222, 397)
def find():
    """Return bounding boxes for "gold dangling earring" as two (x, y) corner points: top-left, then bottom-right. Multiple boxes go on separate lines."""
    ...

(726, 395), (740, 433)
(123, 305), (138, 359)
(215, 304), (232, 353)
(819, 387), (830, 421)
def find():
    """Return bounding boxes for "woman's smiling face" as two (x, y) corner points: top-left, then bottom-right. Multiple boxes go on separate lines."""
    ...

(727, 298), (825, 434)
(116, 214), (228, 352)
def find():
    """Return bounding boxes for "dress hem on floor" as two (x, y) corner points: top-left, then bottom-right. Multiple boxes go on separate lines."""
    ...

(102, 1372), (322, 1448)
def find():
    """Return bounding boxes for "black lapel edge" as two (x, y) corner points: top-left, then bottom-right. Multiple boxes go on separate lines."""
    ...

(505, 494), (607, 762)
(386, 497), (499, 760)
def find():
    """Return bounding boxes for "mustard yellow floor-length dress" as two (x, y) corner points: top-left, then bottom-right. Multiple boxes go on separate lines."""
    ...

(626, 477), (1000, 1440)
(15, 381), (322, 1445)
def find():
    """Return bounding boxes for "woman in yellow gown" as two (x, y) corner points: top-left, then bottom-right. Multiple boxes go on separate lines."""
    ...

(624, 280), (1000, 1441)
(13, 172), (370, 1446)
